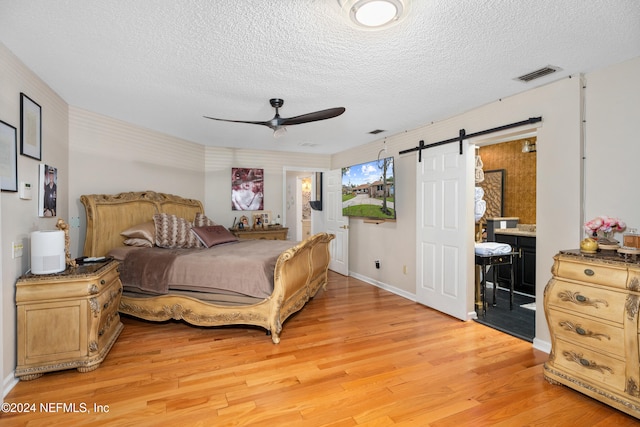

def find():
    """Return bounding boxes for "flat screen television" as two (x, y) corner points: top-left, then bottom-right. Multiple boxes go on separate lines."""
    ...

(341, 156), (395, 220)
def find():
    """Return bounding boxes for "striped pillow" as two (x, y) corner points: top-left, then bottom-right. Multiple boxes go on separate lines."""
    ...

(153, 213), (202, 249)
(193, 212), (218, 227)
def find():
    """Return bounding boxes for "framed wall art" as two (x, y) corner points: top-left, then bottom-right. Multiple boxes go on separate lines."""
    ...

(0, 119), (18, 192)
(231, 167), (264, 211)
(479, 169), (504, 219)
(38, 164), (57, 217)
(20, 93), (42, 160)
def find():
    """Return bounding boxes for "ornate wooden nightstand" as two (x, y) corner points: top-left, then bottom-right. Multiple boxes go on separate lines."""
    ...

(230, 227), (289, 240)
(15, 260), (123, 380)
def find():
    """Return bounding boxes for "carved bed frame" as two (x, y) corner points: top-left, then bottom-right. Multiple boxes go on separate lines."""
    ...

(80, 191), (334, 343)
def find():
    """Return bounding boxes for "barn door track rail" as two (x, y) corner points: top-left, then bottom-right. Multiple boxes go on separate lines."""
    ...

(399, 117), (542, 162)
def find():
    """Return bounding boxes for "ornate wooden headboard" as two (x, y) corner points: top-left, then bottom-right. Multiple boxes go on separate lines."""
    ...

(80, 191), (204, 257)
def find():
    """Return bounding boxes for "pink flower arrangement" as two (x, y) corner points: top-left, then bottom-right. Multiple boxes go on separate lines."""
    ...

(584, 216), (626, 235)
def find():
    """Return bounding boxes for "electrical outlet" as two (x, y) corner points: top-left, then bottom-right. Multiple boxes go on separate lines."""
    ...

(12, 242), (23, 258)
(375, 260), (380, 269)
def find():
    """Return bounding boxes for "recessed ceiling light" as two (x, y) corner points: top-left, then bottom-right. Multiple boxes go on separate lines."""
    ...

(339, 0), (408, 30)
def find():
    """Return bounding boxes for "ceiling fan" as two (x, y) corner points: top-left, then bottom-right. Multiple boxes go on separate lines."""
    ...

(204, 98), (346, 137)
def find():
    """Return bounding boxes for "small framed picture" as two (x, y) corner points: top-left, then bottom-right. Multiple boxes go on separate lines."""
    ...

(38, 164), (57, 217)
(20, 93), (42, 160)
(252, 211), (271, 229)
(0, 119), (18, 192)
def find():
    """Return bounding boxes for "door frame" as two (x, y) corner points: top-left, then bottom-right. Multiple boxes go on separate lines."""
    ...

(282, 166), (328, 238)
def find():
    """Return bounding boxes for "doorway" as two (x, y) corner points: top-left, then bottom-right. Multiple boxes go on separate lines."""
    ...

(283, 167), (325, 242)
(474, 135), (537, 341)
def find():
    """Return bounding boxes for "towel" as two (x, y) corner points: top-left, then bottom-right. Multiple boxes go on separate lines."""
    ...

(474, 242), (512, 256)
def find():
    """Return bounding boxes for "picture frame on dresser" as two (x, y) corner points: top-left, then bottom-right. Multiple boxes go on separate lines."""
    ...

(252, 211), (271, 229)
(0, 119), (18, 192)
(20, 93), (42, 160)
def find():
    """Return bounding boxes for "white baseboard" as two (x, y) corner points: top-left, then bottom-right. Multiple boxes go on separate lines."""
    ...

(533, 338), (551, 354)
(3, 372), (18, 399)
(348, 272), (417, 302)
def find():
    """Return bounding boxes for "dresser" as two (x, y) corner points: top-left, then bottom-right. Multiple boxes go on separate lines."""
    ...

(230, 227), (288, 240)
(543, 250), (640, 418)
(15, 260), (124, 380)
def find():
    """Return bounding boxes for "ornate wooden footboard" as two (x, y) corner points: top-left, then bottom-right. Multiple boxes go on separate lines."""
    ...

(80, 191), (334, 343)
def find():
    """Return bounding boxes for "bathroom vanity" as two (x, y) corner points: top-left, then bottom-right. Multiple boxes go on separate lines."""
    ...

(495, 225), (536, 295)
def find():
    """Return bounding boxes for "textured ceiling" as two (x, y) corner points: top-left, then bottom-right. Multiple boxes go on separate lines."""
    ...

(1, 1), (639, 155)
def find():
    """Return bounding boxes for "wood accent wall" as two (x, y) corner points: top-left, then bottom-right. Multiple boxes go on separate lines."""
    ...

(478, 138), (536, 224)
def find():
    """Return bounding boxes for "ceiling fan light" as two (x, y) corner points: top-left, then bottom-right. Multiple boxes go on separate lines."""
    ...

(273, 127), (287, 138)
(340, 0), (407, 30)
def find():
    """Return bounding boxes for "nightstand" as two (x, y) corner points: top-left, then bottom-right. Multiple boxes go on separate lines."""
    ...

(230, 227), (289, 240)
(15, 260), (123, 380)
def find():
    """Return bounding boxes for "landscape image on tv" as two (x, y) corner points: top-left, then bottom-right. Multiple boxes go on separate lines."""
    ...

(341, 156), (395, 220)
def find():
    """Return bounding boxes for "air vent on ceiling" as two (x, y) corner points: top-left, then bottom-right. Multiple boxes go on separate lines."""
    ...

(369, 129), (385, 134)
(515, 65), (562, 83)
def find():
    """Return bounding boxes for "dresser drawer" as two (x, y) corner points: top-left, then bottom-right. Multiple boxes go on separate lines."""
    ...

(546, 280), (626, 324)
(546, 308), (624, 358)
(555, 257), (627, 289)
(95, 264), (120, 289)
(553, 339), (626, 393)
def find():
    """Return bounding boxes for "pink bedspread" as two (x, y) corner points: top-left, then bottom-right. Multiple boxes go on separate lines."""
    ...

(111, 239), (298, 299)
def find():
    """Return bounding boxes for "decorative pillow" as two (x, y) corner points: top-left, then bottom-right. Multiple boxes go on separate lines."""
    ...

(193, 212), (218, 227)
(123, 237), (153, 248)
(153, 213), (202, 249)
(121, 221), (156, 243)
(191, 225), (238, 248)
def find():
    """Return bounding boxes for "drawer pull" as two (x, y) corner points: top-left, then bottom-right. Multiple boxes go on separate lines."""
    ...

(562, 350), (613, 374)
(103, 302), (109, 309)
(558, 290), (608, 309)
(559, 321), (610, 340)
(100, 279), (106, 285)
(583, 268), (595, 276)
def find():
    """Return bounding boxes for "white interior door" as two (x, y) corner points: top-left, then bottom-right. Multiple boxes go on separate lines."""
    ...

(416, 141), (474, 320)
(326, 169), (349, 275)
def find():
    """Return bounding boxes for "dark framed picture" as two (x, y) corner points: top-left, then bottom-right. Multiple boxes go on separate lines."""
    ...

(479, 169), (504, 219)
(0, 119), (18, 192)
(38, 164), (57, 217)
(231, 168), (264, 211)
(20, 93), (42, 160)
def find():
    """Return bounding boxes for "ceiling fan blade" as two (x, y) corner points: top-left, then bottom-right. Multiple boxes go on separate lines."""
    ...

(279, 107), (346, 126)
(203, 116), (274, 128)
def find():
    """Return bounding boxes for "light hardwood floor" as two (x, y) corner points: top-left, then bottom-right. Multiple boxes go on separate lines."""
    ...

(3, 272), (638, 426)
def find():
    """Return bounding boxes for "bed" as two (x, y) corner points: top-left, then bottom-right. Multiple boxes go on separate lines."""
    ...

(80, 190), (334, 343)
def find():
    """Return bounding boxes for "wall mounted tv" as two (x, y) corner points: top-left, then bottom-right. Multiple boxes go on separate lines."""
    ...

(341, 156), (395, 220)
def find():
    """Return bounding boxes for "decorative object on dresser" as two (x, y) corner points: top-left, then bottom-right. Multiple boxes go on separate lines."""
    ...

(80, 191), (332, 343)
(29, 229), (65, 275)
(15, 260), (123, 380)
(544, 249), (640, 418)
(584, 215), (626, 250)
